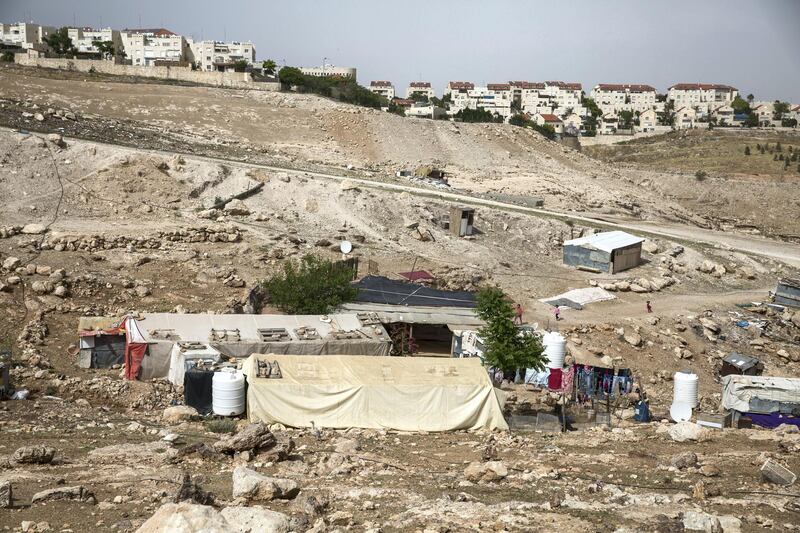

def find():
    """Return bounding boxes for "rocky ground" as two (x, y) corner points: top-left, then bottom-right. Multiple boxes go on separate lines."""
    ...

(0, 65), (799, 532)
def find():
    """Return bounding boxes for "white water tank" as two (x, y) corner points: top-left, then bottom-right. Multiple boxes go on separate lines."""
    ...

(212, 369), (246, 416)
(672, 371), (699, 408)
(542, 332), (567, 369)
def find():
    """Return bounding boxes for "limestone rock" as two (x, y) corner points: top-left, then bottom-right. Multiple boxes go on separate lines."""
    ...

(464, 461), (508, 483)
(21, 224), (47, 235)
(624, 332), (643, 347)
(670, 451), (698, 469)
(214, 422), (276, 454)
(699, 318), (721, 334)
(683, 511), (722, 532)
(224, 200), (250, 216)
(47, 133), (65, 148)
(642, 240), (659, 254)
(11, 445), (55, 464)
(219, 506), (292, 533)
(2, 257), (21, 270)
(231, 466), (299, 501)
(668, 422), (709, 443)
(0, 480), (11, 508)
(162, 405), (198, 424)
(31, 486), (96, 505)
(135, 503), (230, 533)
(340, 179), (359, 191)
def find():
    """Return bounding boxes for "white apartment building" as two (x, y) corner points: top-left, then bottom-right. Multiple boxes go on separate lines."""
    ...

(509, 81), (551, 115)
(533, 113), (564, 134)
(445, 82), (512, 120)
(0, 22), (56, 49)
(590, 84), (657, 114)
(667, 83), (738, 116)
(406, 81), (435, 100)
(188, 40), (256, 71)
(543, 81), (584, 116)
(369, 81), (395, 100)
(67, 27), (122, 55)
(299, 65), (357, 80)
(121, 28), (188, 66)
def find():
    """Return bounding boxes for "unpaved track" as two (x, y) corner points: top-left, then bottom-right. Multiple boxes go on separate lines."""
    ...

(24, 127), (799, 269)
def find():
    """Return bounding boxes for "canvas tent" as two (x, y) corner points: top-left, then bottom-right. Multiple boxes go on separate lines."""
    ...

(722, 375), (800, 414)
(78, 313), (391, 380)
(241, 353), (508, 431)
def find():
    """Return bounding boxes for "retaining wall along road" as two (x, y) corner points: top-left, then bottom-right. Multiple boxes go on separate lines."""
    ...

(14, 55), (280, 91)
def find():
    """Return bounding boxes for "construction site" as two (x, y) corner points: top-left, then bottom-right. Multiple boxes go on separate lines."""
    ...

(1, 60), (800, 533)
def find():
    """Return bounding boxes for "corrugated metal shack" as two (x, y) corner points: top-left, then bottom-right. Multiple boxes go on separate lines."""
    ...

(774, 278), (800, 308)
(563, 231), (644, 274)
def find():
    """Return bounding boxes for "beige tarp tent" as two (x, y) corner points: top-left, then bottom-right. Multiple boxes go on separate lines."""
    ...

(242, 354), (508, 431)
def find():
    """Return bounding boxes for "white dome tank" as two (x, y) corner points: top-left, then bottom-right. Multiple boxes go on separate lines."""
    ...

(672, 371), (699, 407)
(542, 332), (567, 369)
(212, 369), (246, 416)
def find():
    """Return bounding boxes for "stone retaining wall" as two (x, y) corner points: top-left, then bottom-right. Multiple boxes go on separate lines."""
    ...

(15, 55), (280, 92)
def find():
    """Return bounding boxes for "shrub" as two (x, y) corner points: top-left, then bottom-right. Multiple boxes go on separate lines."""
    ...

(233, 59), (248, 73)
(476, 287), (544, 373)
(205, 418), (237, 434)
(744, 146), (750, 155)
(262, 254), (358, 314)
(776, 142), (782, 152)
(0, 51), (13, 62)
(454, 107), (503, 123)
(278, 66), (387, 109)
(695, 170), (708, 181)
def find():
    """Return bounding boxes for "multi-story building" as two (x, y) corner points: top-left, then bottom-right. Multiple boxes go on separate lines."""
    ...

(0, 22), (56, 49)
(406, 81), (435, 100)
(299, 65), (357, 80)
(67, 27), (122, 55)
(667, 83), (738, 116)
(638, 108), (658, 131)
(368, 81), (395, 100)
(187, 40), (256, 71)
(509, 81), (551, 115)
(543, 81), (584, 116)
(121, 28), (188, 66)
(445, 82), (512, 120)
(405, 102), (447, 119)
(590, 84), (657, 114)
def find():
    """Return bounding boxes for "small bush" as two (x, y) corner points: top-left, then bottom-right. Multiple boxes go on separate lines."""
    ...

(776, 142), (782, 152)
(744, 146), (750, 155)
(0, 51), (14, 62)
(695, 170), (708, 181)
(262, 254), (358, 314)
(205, 418), (237, 434)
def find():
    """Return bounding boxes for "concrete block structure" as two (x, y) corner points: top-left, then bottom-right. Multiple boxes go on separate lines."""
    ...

(563, 231), (644, 274)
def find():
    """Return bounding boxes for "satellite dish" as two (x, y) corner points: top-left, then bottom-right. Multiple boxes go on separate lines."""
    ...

(340, 240), (353, 254)
(669, 402), (693, 423)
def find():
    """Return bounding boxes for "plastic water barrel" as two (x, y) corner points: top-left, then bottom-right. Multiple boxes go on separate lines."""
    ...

(212, 369), (246, 416)
(672, 371), (699, 407)
(542, 332), (567, 369)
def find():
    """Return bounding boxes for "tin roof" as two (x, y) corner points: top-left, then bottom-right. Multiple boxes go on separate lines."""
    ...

(563, 231), (644, 253)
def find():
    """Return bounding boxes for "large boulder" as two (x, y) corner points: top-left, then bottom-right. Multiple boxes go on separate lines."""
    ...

(20, 224), (47, 235)
(12, 445), (55, 465)
(223, 199), (250, 216)
(670, 451), (698, 469)
(464, 461), (508, 483)
(31, 486), (96, 505)
(668, 422), (709, 443)
(135, 503), (230, 533)
(162, 405), (199, 424)
(214, 423), (276, 454)
(220, 506), (292, 533)
(231, 466), (299, 501)
(624, 332), (643, 347)
(2, 257), (20, 270)
(683, 511), (722, 532)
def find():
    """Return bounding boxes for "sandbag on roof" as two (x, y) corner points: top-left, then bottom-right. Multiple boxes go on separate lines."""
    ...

(241, 354), (508, 432)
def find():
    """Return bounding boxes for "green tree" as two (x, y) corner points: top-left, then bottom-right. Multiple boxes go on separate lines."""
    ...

(0, 51), (14, 62)
(744, 146), (751, 155)
(773, 101), (790, 120)
(233, 59), (249, 72)
(731, 96), (751, 115)
(92, 40), (119, 59)
(261, 59), (277, 75)
(618, 110), (634, 129)
(44, 27), (76, 56)
(746, 93), (754, 103)
(387, 100), (406, 116)
(408, 91), (430, 103)
(659, 100), (675, 126)
(509, 113), (532, 127)
(262, 255), (358, 314)
(278, 66), (306, 87)
(476, 287), (545, 372)
(454, 107), (503, 123)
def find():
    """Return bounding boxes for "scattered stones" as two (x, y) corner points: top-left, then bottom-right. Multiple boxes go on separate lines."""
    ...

(683, 511), (722, 532)
(2, 257), (21, 270)
(231, 466), (299, 501)
(670, 451), (698, 469)
(624, 332), (643, 347)
(224, 199), (251, 216)
(0, 480), (11, 508)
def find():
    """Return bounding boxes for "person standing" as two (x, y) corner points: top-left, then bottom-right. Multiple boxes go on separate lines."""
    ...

(514, 303), (524, 325)
(646, 300), (652, 313)
(554, 306), (561, 321)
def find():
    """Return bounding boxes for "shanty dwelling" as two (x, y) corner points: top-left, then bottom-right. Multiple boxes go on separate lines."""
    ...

(77, 313), (391, 381)
(340, 275), (482, 357)
(720, 352), (763, 377)
(774, 278), (800, 308)
(241, 353), (508, 431)
(722, 375), (800, 428)
(562, 231), (644, 274)
(449, 206), (475, 237)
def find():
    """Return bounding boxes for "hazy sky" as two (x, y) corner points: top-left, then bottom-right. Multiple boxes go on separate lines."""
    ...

(3, 0), (799, 101)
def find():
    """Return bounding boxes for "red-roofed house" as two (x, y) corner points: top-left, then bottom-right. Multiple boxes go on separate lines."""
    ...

(533, 113), (564, 134)
(369, 81), (395, 100)
(675, 106), (697, 129)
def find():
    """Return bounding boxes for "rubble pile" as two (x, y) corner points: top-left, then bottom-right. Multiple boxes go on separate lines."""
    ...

(37, 227), (243, 253)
